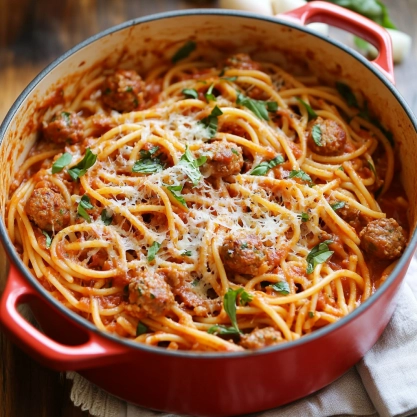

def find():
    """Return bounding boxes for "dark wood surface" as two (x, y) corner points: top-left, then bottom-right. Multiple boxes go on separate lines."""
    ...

(0, 0), (416, 416)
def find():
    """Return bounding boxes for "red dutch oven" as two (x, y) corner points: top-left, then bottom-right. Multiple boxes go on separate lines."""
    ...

(1, 3), (417, 416)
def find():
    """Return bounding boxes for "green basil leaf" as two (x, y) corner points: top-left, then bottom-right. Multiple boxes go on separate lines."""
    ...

(205, 83), (216, 102)
(178, 145), (207, 185)
(330, 201), (346, 211)
(165, 184), (187, 207)
(289, 170), (313, 185)
(132, 158), (164, 174)
(336, 82), (358, 108)
(312, 124), (322, 147)
(240, 290), (253, 306)
(306, 240), (334, 274)
(136, 321), (148, 336)
(221, 76), (237, 82)
(296, 98), (318, 121)
(270, 281), (290, 295)
(52, 152), (73, 174)
(223, 288), (252, 332)
(338, 166), (345, 171)
(77, 195), (93, 223)
(172, 40), (196, 63)
(61, 111), (71, 125)
(147, 241), (161, 262)
(251, 155), (284, 176)
(207, 324), (240, 335)
(42, 230), (52, 249)
(231, 148), (239, 155)
(266, 101), (278, 112)
(182, 88), (198, 99)
(101, 209), (113, 225)
(236, 92), (269, 121)
(140, 146), (160, 159)
(126, 86), (133, 92)
(297, 212), (309, 222)
(182, 250), (192, 256)
(68, 148), (97, 181)
(308, 311), (315, 318)
(199, 105), (223, 138)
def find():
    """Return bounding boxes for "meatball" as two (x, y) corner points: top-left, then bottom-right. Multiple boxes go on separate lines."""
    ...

(102, 70), (145, 113)
(42, 111), (83, 145)
(240, 327), (282, 350)
(307, 117), (346, 156)
(224, 54), (261, 71)
(359, 218), (406, 260)
(333, 201), (371, 232)
(220, 231), (280, 276)
(25, 187), (70, 232)
(128, 270), (174, 317)
(197, 141), (243, 178)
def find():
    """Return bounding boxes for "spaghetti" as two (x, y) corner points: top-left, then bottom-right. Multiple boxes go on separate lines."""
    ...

(7, 51), (408, 351)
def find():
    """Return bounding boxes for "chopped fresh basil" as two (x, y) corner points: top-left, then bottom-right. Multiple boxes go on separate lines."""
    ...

(140, 146), (159, 158)
(77, 195), (94, 223)
(312, 124), (322, 147)
(136, 321), (148, 336)
(221, 76), (237, 82)
(147, 241), (161, 262)
(240, 290), (253, 306)
(368, 160), (377, 176)
(289, 170), (313, 186)
(336, 82), (358, 108)
(101, 209), (113, 225)
(236, 92), (269, 121)
(298, 212), (309, 222)
(133, 147), (164, 174)
(68, 148), (97, 181)
(296, 98), (318, 121)
(199, 105), (223, 138)
(240, 242), (248, 249)
(231, 148), (239, 155)
(250, 155), (285, 176)
(224, 288), (252, 332)
(52, 152), (72, 174)
(207, 324), (240, 336)
(182, 88), (198, 99)
(172, 40), (196, 63)
(178, 145), (207, 186)
(338, 166), (345, 171)
(42, 230), (52, 249)
(308, 311), (315, 318)
(266, 101), (278, 112)
(165, 184), (187, 207)
(126, 86), (133, 92)
(330, 201), (346, 211)
(191, 279), (199, 286)
(306, 240), (334, 274)
(61, 111), (71, 125)
(182, 250), (192, 256)
(205, 83), (216, 102)
(270, 281), (290, 295)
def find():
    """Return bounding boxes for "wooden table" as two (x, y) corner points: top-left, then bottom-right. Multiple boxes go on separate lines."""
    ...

(0, 0), (416, 416)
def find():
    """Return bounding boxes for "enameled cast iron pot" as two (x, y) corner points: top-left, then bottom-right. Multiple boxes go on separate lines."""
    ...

(1, 3), (417, 416)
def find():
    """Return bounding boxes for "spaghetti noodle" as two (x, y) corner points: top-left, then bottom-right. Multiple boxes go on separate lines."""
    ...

(7, 51), (408, 351)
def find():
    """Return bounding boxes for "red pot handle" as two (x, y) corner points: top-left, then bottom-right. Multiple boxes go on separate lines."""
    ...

(0, 264), (128, 370)
(279, 1), (395, 84)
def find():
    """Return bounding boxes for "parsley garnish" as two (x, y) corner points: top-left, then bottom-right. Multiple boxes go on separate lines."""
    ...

(61, 111), (71, 125)
(136, 322), (148, 336)
(133, 146), (164, 174)
(147, 241), (161, 262)
(68, 148), (97, 181)
(42, 231), (52, 249)
(182, 88), (198, 99)
(296, 98), (318, 121)
(172, 40), (196, 63)
(236, 92), (269, 121)
(164, 184), (187, 207)
(224, 288), (253, 332)
(52, 152), (72, 174)
(205, 83), (216, 102)
(312, 124), (322, 147)
(199, 105), (223, 138)
(306, 240), (334, 274)
(101, 209), (113, 225)
(182, 250), (192, 256)
(77, 195), (94, 223)
(250, 155), (284, 176)
(270, 281), (290, 295)
(330, 201), (346, 211)
(298, 212), (309, 222)
(336, 82), (358, 107)
(207, 325), (240, 336)
(289, 169), (313, 186)
(178, 145), (207, 186)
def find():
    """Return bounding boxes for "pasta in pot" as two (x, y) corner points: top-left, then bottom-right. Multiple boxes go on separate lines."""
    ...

(6, 46), (408, 352)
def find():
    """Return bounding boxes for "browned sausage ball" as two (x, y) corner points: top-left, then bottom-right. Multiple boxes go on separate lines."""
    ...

(197, 141), (243, 178)
(25, 187), (70, 232)
(220, 230), (278, 276)
(240, 327), (282, 349)
(307, 117), (346, 156)
(359, 218), (406, 260)
(224, 53), (261, 71)
(42, 111), (83, 145)
(102, 70), (145, 112)
(128, 270), (174, 317)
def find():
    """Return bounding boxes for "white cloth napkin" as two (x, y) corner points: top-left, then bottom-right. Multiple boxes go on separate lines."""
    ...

(67, 254), (417, 417)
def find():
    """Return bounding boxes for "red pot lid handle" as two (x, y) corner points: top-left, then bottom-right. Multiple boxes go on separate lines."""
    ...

(0, 265), (129, 370)
(279, 0), (395, 84)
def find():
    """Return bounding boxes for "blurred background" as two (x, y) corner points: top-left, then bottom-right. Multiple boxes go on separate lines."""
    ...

(0, 0), (416, 416)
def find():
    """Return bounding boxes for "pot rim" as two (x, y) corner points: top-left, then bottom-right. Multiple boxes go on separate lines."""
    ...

(1, 8), (417, 360)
